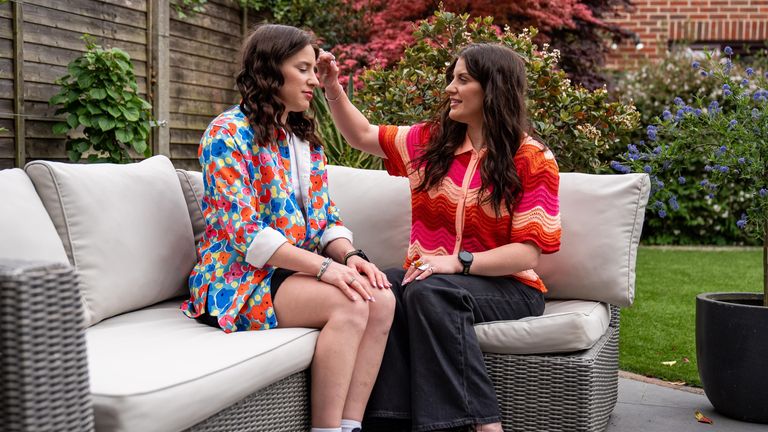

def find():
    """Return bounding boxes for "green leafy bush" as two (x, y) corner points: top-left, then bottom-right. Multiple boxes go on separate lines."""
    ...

(612, 48), (722, 128)
(349, 10), (639, 173)
(49, 36), (152, 163)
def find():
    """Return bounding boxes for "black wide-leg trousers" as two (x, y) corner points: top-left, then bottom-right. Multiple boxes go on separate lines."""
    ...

(363, 268), (545, 432)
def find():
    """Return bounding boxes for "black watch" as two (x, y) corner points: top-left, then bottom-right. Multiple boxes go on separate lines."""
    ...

(343, 249), (370, 265)
(458, 250), (474, 275)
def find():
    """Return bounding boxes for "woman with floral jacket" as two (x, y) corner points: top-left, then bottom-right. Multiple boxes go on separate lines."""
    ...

(181, 24), (395, 432)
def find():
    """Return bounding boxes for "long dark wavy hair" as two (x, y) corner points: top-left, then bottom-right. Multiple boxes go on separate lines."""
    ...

(414, 43), (532, 217)
(235, 24), (321, 148)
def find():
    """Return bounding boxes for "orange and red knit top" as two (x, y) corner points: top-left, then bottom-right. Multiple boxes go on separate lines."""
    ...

(379, 123), (561, 292)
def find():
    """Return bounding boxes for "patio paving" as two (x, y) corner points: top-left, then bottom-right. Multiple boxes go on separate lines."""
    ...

(608, 373), (767, 432)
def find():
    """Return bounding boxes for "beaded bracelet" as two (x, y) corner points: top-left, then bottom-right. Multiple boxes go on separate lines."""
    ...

(316, 257), (332, 281)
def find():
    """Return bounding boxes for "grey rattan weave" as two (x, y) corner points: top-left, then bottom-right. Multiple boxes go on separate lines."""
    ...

(0, 260), (94, 432)
(185, 370), (311, 432)
(0, 256), (622, 432)
(484, 308), (620, 432)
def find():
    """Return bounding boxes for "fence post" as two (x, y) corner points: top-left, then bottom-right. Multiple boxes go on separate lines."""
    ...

(241, 4), (248, 37)
(12, 0), (25, 167)
(150, 0), (170, 157)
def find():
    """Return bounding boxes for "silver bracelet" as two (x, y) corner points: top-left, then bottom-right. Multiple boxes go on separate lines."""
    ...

(316, 257), (332, 281)
(324, 85), (344, 102)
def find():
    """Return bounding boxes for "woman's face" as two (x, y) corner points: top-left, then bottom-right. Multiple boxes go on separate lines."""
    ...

(277, 45), (319, 115)
(445, 57), (484, 128)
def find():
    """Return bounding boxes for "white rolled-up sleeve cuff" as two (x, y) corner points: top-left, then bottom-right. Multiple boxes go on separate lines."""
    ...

(320, 226), (354, 252)
(245, 227), (289, 268)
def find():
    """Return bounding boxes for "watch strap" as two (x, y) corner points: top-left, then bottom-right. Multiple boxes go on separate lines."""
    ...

(343, 249), (369, 265)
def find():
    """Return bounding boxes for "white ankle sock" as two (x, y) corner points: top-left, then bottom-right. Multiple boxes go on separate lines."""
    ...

(310, 428), (341, 432)
(341, 419), (362, 432)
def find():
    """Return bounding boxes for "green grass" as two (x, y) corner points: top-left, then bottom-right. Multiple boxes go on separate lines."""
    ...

(619, 247), (763, 386)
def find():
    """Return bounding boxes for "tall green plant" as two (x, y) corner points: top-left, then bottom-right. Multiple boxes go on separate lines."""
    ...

(355, 10), (640, 173)
(311, 88), (383, 170)
(50, 36), (152, 163)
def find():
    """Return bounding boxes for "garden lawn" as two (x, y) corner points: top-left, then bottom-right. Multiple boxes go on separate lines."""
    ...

(619, 247), (762, 387)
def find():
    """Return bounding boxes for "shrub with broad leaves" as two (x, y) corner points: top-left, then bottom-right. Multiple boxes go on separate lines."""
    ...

(50, 36), (152, 163)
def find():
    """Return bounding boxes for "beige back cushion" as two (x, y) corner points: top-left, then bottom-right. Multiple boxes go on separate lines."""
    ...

(327, 166), (649, 306)
(0, 168), (69, 264)
(179, 165), (412, 271)
(536, 173), (650, 306)
(327, 165), (411, 270)
(182, 165), (649, 306)
(177, 170), (205, 245)
(25, 156), (197, 327)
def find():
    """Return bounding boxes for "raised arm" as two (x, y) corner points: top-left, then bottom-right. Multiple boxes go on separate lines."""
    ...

(317, 52), (385, 158)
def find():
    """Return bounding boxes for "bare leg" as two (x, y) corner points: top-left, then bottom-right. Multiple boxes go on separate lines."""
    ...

(274, 274), (370, 428)
(476, 422), (503, 431)
(341, 288), (395, 420)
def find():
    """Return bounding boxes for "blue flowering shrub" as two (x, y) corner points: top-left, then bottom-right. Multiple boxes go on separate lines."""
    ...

(611, 48), (763, 245)
(613, 48), (767, 245)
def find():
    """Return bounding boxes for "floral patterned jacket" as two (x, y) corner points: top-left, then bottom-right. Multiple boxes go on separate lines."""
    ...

(181, 106), (348, 333)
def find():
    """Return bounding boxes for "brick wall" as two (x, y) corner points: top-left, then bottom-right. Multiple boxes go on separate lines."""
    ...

(604, 0), (768, 69)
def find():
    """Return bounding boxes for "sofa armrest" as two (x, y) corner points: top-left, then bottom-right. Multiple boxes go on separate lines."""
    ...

(609, 304), (621, 329)
(0, 259), (94, 431)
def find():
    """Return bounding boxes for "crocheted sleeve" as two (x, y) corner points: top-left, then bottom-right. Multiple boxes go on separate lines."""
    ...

(378, 123), (431, 177)
(511, 138), (561, 254)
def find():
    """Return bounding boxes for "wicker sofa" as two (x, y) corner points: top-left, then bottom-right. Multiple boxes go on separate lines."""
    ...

(0, 155), (649, 432)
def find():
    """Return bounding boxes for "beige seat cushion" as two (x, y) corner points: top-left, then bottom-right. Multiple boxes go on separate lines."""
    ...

(87, 301), (318, 432)
(475, 300), (610, 354)
(536, 173), (650, 306)
(25, 156), (197, 326)
(0, 168), (69, 264)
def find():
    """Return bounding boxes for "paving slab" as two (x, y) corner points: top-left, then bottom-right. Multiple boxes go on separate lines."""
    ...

(608, 377), (768, 432)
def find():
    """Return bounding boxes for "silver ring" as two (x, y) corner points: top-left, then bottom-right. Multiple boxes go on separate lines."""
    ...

(348, 277), (357, 285)
(428, 267), (434, 274)
(417, 263), (430, 271)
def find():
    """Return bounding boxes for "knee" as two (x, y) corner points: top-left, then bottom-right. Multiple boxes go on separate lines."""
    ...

(402, 279), (436, 303)
(404, 277), (457, 311)
(368, 288), (395, 329)
(329, 299), (369, 333)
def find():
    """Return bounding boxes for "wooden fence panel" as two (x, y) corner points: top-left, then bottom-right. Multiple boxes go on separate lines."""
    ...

(168, 0), (243, 171)
(0, 0), (252, 169)
(0, 0), (12, 167)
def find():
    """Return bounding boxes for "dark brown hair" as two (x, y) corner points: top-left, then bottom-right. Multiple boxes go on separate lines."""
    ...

(235, 24), (321, 147)
(415, 43), (531, 216)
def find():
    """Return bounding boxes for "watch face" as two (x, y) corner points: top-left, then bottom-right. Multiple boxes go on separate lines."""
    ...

(459, 250), (473, 263)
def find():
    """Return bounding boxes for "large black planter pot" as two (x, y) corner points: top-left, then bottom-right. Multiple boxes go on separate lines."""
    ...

(696, 292), (768, 423)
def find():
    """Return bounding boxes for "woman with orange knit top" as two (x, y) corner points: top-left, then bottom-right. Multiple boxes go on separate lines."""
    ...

(317, 44), (562, 432)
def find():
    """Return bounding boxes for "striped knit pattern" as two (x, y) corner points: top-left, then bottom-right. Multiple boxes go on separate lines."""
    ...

(379, 123), (561, 292)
